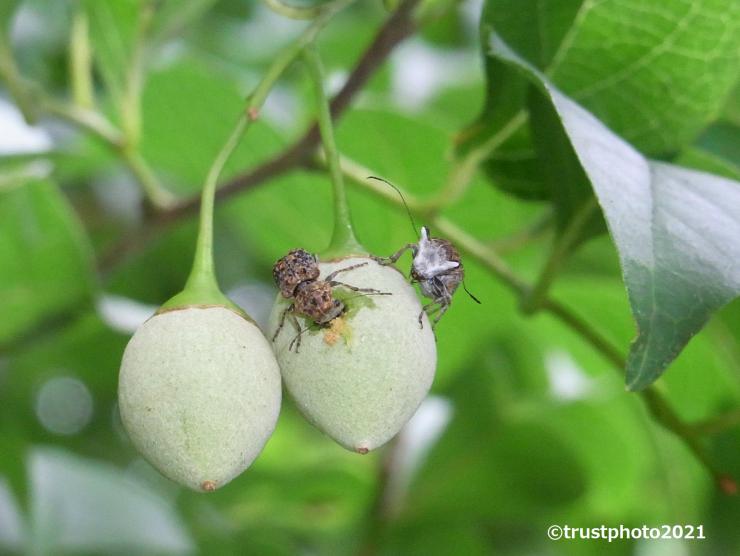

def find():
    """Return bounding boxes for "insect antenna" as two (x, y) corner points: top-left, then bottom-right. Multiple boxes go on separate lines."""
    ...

(367, 176), (418, 236)
(462, 280), (481, 304)
(342, 292), (392, 302)
(337, 292), (393, 314)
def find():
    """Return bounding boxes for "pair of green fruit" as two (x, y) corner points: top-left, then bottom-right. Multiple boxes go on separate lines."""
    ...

(118, 256), (437, 492)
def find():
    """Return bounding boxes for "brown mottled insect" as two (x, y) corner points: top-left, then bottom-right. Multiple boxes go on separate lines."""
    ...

(272, 248), (390, 351)
(369, 177), (481, 329)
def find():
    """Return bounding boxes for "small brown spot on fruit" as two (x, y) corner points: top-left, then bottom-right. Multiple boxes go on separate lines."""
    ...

(356, 446), (369, 455)
(201, 480), (217, 492)
(719, 474), (738, 496)
(324, 317), (347, 346)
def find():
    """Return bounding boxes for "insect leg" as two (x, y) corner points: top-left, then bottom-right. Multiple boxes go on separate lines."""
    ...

(325, 262), (368, 282)
(329, 281), (392, 296)
(271, 304), (293, 342)
(431, 301), (450, 329)
(287, 313), (304, 352)
(418, 302), (440, 328)
(373, 243), (416, 266)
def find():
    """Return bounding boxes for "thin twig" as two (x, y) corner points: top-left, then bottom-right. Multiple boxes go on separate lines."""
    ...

(120, 147), (177, 208)
(691, 408), (740, 436)
(0, 32), (37, 122)
(488, 208), (553, 253)
(41, 97), (123, 146)
(423, 110), (527, 213)
(521, 197), (598, 313)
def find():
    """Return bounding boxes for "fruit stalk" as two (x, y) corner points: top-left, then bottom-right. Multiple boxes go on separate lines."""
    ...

(304, 43), (365, 259)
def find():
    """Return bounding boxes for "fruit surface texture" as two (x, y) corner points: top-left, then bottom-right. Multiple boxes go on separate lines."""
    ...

(269, 257), (437, 453)
(119, 306), (281, 491)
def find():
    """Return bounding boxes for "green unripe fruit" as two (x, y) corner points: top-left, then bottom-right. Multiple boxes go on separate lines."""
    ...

(118, 306), (281, 492)
(268, 257), (437, 453)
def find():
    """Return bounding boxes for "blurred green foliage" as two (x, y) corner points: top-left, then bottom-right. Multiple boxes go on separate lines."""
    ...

(0, 0), (739, 555)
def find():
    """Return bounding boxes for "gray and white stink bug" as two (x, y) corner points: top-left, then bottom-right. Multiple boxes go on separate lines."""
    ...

(369, 177), (481, 328)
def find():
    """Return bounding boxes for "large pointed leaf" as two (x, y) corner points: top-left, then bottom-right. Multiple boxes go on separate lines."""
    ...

(487, 34), (740, 390)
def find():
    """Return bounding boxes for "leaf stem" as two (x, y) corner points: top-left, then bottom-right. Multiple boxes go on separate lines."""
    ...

(41, 97), (123, 146)
(120, 147), (177, 209)
(69, 10), (94, 109)
(262, 0), (337, 19)
(121, 2), (155, 147)
(332, 152), (734, 493)
(41, 96), (177, 209)
(0, 32), (37, 123)
(423, 110), (527, 212)
(521, 197), (598, 313)
(249, 1), (350, 111)
(304, 42), (364, 259)
(489, 208), (553, 254)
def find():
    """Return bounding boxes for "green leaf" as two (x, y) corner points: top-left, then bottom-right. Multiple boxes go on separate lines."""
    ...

(677, 121), (740, 180)
(548, 0), (740, 154)
(149, 0), (219, 43)
(0, 175), (96, 346)
(467, 0), (740, 203)
(619, 163), (740, 390)
(527, 87), (603, 236)
(83, 0), (141, 102)
(139, 60), (284, 194)
(486, 34), (740, 390)
(482, 0), (584, 69)
(0, 0), (20, 31)
(479, 126), (548, 200)
(722, 83), (740, 125)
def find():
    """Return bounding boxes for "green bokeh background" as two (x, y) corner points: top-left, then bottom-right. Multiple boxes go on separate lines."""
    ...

(1, 1), (739, 554)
